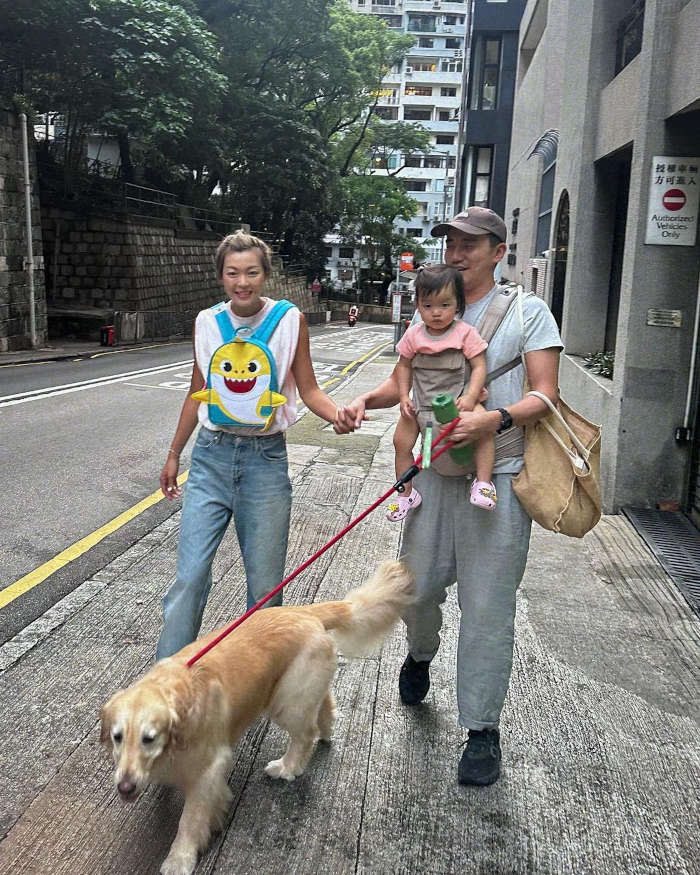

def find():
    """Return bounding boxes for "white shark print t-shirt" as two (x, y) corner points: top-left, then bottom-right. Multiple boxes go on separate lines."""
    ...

(194, 297), (301, 436)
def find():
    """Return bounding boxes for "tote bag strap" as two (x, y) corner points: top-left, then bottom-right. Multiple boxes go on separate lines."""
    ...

(525, 389), (591, 472)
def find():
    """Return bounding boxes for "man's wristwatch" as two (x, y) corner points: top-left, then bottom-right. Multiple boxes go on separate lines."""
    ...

(496, 407), (513, 434)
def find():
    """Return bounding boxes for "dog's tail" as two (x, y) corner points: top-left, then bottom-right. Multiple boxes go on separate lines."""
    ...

(307, 560), (414, 656)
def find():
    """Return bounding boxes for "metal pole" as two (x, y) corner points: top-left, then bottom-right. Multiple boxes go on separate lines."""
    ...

(19, 112), (37, 348)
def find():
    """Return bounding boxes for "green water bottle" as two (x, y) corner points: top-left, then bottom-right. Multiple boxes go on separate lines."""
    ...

(431, 394), (474, 466)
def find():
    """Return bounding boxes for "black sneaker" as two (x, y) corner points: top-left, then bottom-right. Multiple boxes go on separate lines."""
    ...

(398, 654), (430, 705)
(458, 728), (501, 786)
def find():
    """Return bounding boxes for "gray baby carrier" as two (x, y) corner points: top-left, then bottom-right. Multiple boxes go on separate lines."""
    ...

(413, 284), (527, 476)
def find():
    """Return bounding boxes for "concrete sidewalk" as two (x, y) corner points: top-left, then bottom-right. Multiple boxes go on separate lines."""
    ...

(0, 356), (698, 874)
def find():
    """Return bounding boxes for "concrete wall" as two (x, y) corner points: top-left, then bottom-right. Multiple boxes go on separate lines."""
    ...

(41, 206), (313, 341)
(503, 0), (700, 513)
(0, 109), (46, 351)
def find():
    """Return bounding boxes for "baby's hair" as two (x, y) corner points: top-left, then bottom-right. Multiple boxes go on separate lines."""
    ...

(414, 264), (465, 316)
(214, 230), (273, 279)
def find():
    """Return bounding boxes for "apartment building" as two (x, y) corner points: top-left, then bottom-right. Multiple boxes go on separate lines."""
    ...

(502, 0), (700, 526)
(350, 0), (469, 258)
(454, 0), (526, 218)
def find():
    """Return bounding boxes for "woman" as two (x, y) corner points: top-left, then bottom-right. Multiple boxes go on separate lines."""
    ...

(156, 231), (339, 659)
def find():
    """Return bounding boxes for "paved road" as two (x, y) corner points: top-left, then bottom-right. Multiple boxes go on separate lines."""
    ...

(0, 323), (393, 642)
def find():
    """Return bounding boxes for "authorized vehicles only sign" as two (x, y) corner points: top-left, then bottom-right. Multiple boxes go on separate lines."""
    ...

(645, 156), (699, 246)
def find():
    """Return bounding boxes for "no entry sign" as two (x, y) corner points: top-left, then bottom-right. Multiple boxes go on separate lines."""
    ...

(646, 156), (699, 245)
(662, 189), (686, 211)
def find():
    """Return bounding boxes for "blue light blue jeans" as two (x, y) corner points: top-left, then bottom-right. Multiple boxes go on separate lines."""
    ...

(156, 426), (292, 659)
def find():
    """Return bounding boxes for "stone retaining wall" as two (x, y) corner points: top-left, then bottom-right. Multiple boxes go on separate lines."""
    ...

(41, 206), (315, 341)
(0, 108), (46, 351)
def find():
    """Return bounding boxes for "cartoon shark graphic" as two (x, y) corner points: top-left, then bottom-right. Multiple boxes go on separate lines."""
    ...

(191, 337), (287, 429)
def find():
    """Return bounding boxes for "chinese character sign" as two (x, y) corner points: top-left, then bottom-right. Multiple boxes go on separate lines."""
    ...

(645, 156), (699, 246)
(400, 252), (414, 271)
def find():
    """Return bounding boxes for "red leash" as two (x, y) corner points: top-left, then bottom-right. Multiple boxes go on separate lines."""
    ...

(186, 417), (460, 668)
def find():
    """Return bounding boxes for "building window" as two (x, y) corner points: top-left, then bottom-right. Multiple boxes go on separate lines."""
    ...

(440, 87), (457, 97)
(418, 37), (434, 48)
(470, 36), (501, 110)
(440, 60), (463, 73)
(615, 0), (645, 76)
(323, 246), (333, 258)
(405, 86), (433, 96)
(339, 247), (355, 259)
(407, 227), (423, 236)
(407, 15), (437, 32)
(424, 155), (443, 168)
(445, 38), (462, 50)
(377, 14), (402, 27)
(444, 15), (465, 25)
(436, 134), (455, 145)
(374, 106), (398, 120)
(408, 60), (437, 72)
(438, 110), (451, 121)
(469, 146), (493, 208)
(535, 160), (556, 255)
(405, 180), (428, 191)
(405, 155), (422, 167)
(447, 156), (456, 169)
(404, 108), (432, 121)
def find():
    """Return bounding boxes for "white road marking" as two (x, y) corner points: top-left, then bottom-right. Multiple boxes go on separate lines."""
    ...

(0, 360), (193, 407)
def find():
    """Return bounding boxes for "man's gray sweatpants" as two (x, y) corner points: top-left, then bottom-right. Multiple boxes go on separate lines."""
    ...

(400, 469), (532, 730)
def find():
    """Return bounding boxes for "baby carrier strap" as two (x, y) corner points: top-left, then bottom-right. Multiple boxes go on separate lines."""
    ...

(479, 284), (531, 386)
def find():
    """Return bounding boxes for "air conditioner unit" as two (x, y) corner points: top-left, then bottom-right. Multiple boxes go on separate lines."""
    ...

(405, 66), (414, 74)
(453, 49), (463, 58)
(432, 0), (441, 8)
(443, 25), (453, 33)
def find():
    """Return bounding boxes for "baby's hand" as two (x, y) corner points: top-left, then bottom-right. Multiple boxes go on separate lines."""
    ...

(400, 397), (417, 419)
(456, 395), (476, 412)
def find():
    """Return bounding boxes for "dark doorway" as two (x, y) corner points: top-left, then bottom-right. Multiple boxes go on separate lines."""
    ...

(604, 149), (632, 353)
(551, 190), (569, 328)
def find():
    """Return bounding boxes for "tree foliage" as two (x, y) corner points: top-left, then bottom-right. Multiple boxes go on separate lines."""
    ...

(0, 0), (417, 274)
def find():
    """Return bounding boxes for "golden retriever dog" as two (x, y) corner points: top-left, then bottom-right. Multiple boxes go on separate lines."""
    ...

(100, 560), (413, 875)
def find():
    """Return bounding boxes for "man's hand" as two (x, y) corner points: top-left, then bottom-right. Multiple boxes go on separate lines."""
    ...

(449, 408), (500, 447)
(334, 396), (369, 433)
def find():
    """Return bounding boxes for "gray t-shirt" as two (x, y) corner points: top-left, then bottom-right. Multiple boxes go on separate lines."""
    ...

(412, 285), (563, 473)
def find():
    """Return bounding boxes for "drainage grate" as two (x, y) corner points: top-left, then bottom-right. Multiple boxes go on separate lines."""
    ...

(622, 507), (700, 617)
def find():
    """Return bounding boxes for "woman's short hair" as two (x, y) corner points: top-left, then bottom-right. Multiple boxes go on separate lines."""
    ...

(214, 230), (273, 279)
(414, 264), (465, 316)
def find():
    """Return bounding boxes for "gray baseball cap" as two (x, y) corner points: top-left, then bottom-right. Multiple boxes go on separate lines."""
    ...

(431, 207), (507, 242)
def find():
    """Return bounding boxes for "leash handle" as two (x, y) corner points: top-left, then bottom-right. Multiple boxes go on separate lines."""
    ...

(186, 417), (460, 668)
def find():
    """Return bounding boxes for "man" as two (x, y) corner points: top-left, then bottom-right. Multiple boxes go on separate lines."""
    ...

(335, 207), (562, 785)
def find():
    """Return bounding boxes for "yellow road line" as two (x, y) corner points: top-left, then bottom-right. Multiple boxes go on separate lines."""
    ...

(321, 377), (341, 388)
(340, 340), (393, 375)
(0, 471), (189, 610)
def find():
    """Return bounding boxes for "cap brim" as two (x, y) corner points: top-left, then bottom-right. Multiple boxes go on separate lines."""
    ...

(430, 219), (500, 239)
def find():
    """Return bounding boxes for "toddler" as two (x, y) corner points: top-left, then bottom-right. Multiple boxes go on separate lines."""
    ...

(387, 264), (496, 521)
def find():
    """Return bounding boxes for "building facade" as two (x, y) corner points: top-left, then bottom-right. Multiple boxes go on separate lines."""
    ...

(455, 0), (526, 218)
(501, 0), (700, 523)
(350, 0), (469, 254)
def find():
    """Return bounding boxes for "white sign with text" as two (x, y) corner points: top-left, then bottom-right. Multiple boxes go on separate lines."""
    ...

(645, 156), (699, 245)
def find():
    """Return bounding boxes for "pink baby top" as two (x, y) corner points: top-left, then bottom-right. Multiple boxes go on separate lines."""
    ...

(396, 320), (487, 361)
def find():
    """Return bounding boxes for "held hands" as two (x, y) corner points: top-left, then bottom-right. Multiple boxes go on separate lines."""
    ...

(160, 454), (182, 500)
(333, 396), (369, 433)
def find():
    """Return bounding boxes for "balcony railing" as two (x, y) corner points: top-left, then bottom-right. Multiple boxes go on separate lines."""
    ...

(615, 0), (644, 75)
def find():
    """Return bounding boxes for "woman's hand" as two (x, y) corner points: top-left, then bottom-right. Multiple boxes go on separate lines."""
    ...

(160, 455), (182, 499)
(449, 408), (500, 447)
(334, 396), (369, 433)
